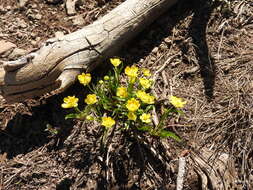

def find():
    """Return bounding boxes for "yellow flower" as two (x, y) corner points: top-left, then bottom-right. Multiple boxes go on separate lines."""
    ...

(117, 87), (128, 98)
(85, 94), (98, 105)
(110, 58), (122, 67)
(101, 116), (116, 128)
(139, 78), (152, 89)
(104, 75), (110, 80)
(125, 65), (138, 83)
(61, 96), (78, 109)
(136, 90), (155, 104)
(136, 90), (146, 99)
(127, 112), (137, 121)
(140, 113), (151, 123)
(169, 96), (187, 108)
(142, 68), (151, 77)
(126, 98), (140, 112)
(78, 73), (91, 86)
(145, 95), (155, 104)
(99, 80), (104, 84)
(129, 77), (136, 84)
(86, 115), (94, 121)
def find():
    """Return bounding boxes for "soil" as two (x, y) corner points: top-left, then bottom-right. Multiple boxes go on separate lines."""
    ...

(0, 0), (253, 189)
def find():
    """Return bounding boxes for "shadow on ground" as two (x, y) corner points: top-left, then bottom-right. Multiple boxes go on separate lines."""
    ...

(188, 0), (218, 100)
(0, 90), (75, 158)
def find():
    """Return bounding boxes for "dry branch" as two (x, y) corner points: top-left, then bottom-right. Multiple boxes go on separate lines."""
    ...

(0, 0), (178, 102)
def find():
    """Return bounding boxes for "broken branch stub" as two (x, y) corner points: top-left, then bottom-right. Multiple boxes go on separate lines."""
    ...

(0, 0), (178, 102)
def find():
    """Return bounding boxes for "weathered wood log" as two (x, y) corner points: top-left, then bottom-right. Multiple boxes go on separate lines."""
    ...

(0, 0), (178, 102)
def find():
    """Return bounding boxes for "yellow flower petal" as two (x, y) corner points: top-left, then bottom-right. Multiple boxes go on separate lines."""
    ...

(101, 116), (116, 128)
(136, 90), (155, 104)
(169, 96), (187, 108)
(78, 73), (91, 86)
(136, 90), (146, 99)
(61, 96), (78, 109)
(129, 76), (136, 84)
(139, 78), (152, 89)
(110, 58), (122, 67)
(140, 113), (151, 123)
(85, 94), (98, 105)
(116, 86), (128, 98)
(127, 112), (137, 121)
(125, 65), (138, 79)
(126, 98), (140, 112)
(142, 68), (151, 77)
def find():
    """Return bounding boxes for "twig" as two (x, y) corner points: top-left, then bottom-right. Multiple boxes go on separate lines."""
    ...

(4, 168), (25, 188)
(152, 54), (178, 83)
(152, 106), (159, 126)
(104, 124), (117, 185)
(106, 143), (113, 183)
(217, 21), (227, 60)
(176, 157), (186, 190)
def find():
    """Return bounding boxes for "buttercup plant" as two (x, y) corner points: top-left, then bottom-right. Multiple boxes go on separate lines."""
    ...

(62, 58), (187, 142)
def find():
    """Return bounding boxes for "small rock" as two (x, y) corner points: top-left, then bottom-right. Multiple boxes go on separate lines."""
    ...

(8, 48), (27, 59)
(66, 0), (79, 16)
(31, 40), (37, 46)
(27, 10), (42, 20)
(6, 6), (11, 11)
(34, 13), (42, 20)
(19, 0), (29, 8)
(31, 32), (37, 39)
(35, 37), (41, 42)
(17, 18), (27, 28)
(0, 40), (16, 56)
(31, 4), (37, 9)
(19, 22), (27, 28)
(71, 15), (85, 26)
(0, 5), (7, 13)
(17, 32), (24, 38)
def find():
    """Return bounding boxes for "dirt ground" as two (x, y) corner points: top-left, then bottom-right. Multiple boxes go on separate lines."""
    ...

(0, 0), (253, 189)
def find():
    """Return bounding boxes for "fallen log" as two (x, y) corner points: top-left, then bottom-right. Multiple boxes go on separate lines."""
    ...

(0, 0), (178, 102)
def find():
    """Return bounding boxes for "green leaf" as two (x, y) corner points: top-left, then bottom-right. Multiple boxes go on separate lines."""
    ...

(65, 113), (79, 119)
(45, 124), (58, 135)
(157, 108), (174, 128)
(145, 105), (154, 112)
(137, 125), (152, 132)
(158, 130), (181, 142)
(136, 109), (144, 115)
(65, 113), (86, 120)
(176, 109), (184, 115)
(113, 96), (126, 102)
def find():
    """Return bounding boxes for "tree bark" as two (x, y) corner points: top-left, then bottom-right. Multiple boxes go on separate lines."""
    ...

(0, 0), (178, 102)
